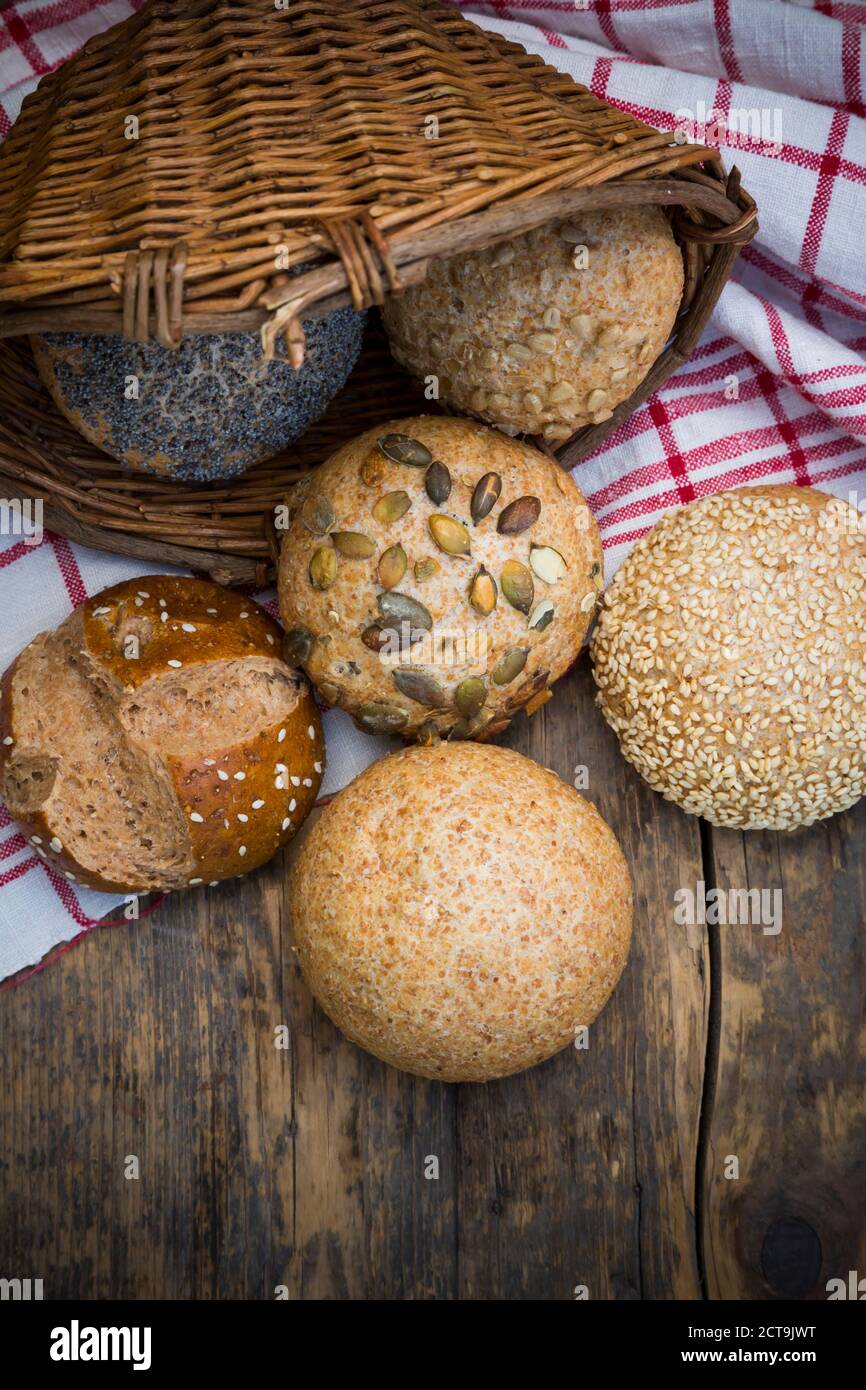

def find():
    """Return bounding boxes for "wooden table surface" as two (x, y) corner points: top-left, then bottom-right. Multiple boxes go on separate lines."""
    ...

(1, 655), (864, 1301)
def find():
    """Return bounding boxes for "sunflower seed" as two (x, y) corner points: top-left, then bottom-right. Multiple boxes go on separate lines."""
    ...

(530, 544), (568, 584)
(372, 490), (411, 526)
(455, 677), (487, 719)
(301, 496), (336, 535)
(429, 514), (471, 557)
(355, 702), (410, 734)
(393, 669), (447, 708)
(309, 546), (337, 589)
(524, 390), (545, 413)
(471, 472), (502, 524)
(569, 314), (594, 338)
(543, 307), (561, 329)
(580, 589), (597, 613)
(591, 560), (603, 590)
(414, 556), (440, 582)
(490, 242), (516, 267)
(598, 325), (622, 347)
(586, 388), (608, 412)
(331, 531), (376, 559)
(560, 224), (588, 244)
(416, 719), (442, 746)
(378, 433), (432, 467)
(638, 342), (654, 363)
(492, 648), (529, 685)
(497, 496), (541, 534)
(284, 627), (313, 663)
(469, 566), (497, 616)
(378, 544), (407, 590)
(360, 453), (387, 487)
(549, 381), (577, 405)
(507, 342), (533, 363)
(501, 559), (534, 615)
(378, 591), (433, 631)
(528, 599), (555, 631)
(425, 460), (452, 505)
(361, 624), (388, 652)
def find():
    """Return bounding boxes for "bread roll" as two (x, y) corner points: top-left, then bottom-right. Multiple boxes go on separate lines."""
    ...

(381, 209), (683, 443)
(290, 743), (633, 1082)
(32, 313), (365, 481)
(591, 485), (866, 829)
(0, 577), (324, 891)
(278, 415), (602, 740)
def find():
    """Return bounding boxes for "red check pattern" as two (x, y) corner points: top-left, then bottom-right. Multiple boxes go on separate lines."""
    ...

(1, 0), (865, 983)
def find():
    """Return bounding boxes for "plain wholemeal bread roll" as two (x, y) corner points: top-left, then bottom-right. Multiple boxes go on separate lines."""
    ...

(290, 743), (632, 1082)
(381, 209), (683, 443)
(278, 415), (602, 740)
(0, 577), (324, 892)
(591, 485), (866, 830)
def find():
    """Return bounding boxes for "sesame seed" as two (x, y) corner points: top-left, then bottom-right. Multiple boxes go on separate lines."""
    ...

(234, 771), (246, 781)
(161, 611), (168, 623)
(218, 770), (229, 781)
(30, 836), (42, 845)
(93, 606), (111, 616)
(238, 845), (247, 856)
(282, 818), (291, 831)
(307, 725), (315, 739)
(189, 878), (203, 886)
(190, 812), (204, 823)
(278, 728), (286, 742)
(182, 623), (196, 633)
(251, 799), (265, 809)
(240, 611), (249, 619)
(207, 608), (218, 615)
(314, 761), (322, 774)
(291, 775), (300, 786)
(49, 836), (63, 853)
(289, 798), (297, 812)
(2, 736), (12, 746)
(168, 659), (182, 668)
(302, 777), (312, 787)
(138, 591), (150, 598)
(237, 813), (248, 822)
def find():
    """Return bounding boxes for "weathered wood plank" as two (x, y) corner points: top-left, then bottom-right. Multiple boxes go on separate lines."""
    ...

(701, 805), (866, 1299)
(455, 658), (709, 1300)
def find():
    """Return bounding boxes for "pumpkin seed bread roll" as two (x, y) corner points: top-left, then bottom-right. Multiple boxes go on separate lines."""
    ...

(591, 486), (866, 830)
(278, 415), (603, 740)
(381, 208), (683, 444)
(290, 742), (633, 1082)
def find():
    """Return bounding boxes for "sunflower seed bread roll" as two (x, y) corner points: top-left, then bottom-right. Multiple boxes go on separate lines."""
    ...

(290, 742), (633, 1082)
(0, 577), (324, 892)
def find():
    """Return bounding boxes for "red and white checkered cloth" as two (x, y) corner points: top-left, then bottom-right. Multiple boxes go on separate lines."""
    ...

(1, 0), (865, 984)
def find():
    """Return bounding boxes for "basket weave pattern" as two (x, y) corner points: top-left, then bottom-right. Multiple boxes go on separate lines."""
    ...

(0, 0), (757, 582)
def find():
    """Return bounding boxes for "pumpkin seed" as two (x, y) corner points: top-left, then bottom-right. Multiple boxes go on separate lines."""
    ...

(331, 531), (376, 559)
(392, 669), (447, 708)
(414, 556), (440, 582)
(284, 627), (313, 664)
(429, 514), (471, 557)
(361, 624), (388, 652)
(378, 543), (407, 590)
(469, 566), (497, 616)
(377, 590), (433, 631)
(309, 546), (337, 589)
(501, 559), (534, 615)
(528, 599), (555, 632)
(416, 719), (442, 746)
(470, 472), (501, 524)
(378, 433), (432, 468)
(497, 495), (541, 534)
(455, 677), (486, 719)
(355, 702), (410, 734)
(372, 490), (411, 526)
(425, 460), (452, 505)
(492, 648), (529, 686)
(530, 544), (568, 584)
(560, 224), (588, 244)
(301, 496), (335, 535)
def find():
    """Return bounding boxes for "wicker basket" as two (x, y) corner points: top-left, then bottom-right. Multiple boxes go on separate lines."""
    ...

(0, 0), (756, 584)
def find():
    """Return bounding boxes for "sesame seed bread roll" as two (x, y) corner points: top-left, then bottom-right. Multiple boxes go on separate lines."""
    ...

(591, 485), (866, 830)
(278, 415), (603, 741)
(0, 578), (324, 892)
(381, 209), (683, 443)
(290, 742), (633, 1082)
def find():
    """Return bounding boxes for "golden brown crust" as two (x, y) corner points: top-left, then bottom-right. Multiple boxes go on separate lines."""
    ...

(0, 577), (324, 893)
(278, 415), (603, 739)
(290, 742), (633, 1082)
(591, 484), (866, 830)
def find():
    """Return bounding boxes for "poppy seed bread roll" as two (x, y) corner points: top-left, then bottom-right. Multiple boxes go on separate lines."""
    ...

(289, 742), (633, 1082)
(381, 208), (683, 443)
(0, 577), (324, 892)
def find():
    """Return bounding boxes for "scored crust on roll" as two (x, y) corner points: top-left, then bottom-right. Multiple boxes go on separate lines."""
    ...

(591, 485), (866, 830)
(289, 742), (633, 1082)
(0, 577), (324, 892)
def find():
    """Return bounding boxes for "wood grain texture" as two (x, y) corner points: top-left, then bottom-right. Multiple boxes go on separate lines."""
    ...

(1, 656), (862, 1299)
(701, 804), (866, 1300)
